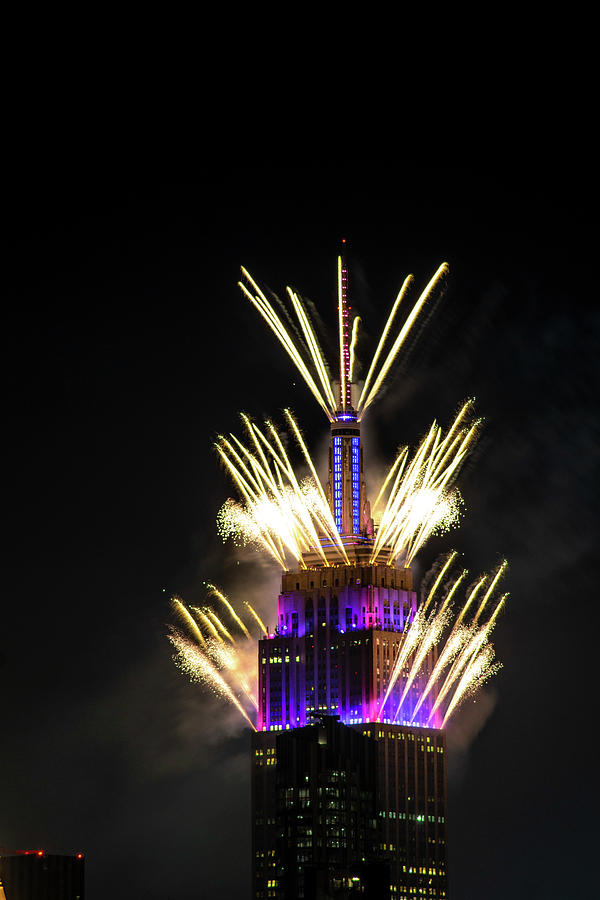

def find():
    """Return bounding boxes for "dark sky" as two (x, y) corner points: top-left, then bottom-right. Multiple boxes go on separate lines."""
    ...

(1, 168), (597, 899)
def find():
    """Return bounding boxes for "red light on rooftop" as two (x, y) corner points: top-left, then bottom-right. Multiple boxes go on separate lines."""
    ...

(76, 853), (83, 859)
(37, 851), (43, 857)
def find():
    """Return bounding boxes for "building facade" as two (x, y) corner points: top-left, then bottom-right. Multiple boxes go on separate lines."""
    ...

(251, 256), (449, 900)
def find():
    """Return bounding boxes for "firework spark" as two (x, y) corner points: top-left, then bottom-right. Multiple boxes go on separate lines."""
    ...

(217, 405), (477, 570)
(169, 587), (264, 726)
(216, 413), (346, 569)
(379, 557), (507, 727)
(169, 552), (506, 732)
(169, 256), (507, 736)
(206, 583), (251, 638)
(171, 596), (207, 648)
(244, 600), (267, 634)
(239, 259), (448, 419)
(169, 629), (256, 730)
(441, 644), (501, 728)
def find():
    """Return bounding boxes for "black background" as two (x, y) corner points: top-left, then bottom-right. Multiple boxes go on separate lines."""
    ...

(2, 167), (597, 898)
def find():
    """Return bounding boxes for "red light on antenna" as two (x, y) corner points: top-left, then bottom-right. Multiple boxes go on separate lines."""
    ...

(76, 853), (83, 859)
(342, 238), (346, 243)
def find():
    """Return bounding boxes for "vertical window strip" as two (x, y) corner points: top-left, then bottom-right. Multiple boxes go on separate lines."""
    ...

(333, 436), (343, 533)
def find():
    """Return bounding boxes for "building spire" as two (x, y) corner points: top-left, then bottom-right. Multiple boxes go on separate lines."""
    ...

(337, 240), (352, 411)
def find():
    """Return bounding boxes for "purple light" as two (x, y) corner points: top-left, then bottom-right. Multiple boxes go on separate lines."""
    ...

(258, 578), (443, 735)
(333, 436), (342, 532)
(352, 437), (360, 534)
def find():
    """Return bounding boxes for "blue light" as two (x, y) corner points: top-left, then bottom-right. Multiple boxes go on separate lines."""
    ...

(333, 435), (342, 532)
(352, 437), (360, 535)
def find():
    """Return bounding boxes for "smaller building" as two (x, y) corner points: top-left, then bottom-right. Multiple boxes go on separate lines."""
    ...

(0, 852), (84, 900)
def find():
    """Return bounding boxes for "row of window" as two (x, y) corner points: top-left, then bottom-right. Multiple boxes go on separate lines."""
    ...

(380, 812), (445, 823)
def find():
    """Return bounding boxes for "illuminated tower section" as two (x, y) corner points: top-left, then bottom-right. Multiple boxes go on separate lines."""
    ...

(256, 255), (441, 734)
(327, 254), (374, 541)
(251, 252), (448, 900)
(329, 416), (372, 540)
(257, 562), (445, 733)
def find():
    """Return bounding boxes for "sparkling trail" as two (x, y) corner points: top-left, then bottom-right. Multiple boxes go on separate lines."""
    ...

(239, 270), (334, 420)
(358, 262), (449, 415)
(287, 287), (337, 413)
(244, 601), (267, 634)
(391, 568), (466, 722)
(372, 448), (408, 514)
(169, 630), (256, 730)
(283, 409), (349, 563)
(441, 644), (500, 728)
(368, 404), (479, 566)
(357, 275), (414, 412)
(240, 261), (448, 421)
(392, 605), (450, 722)
(380, 604), (427, 716)
(425, 592), (506, 726)
(205, 610), (235, 643)
(207, 640), (259, 711)
(421, 551), (459, 615)
(206, 584), (251, 638)
(410, 626), (470, 724)
(349, 315), (361, 384)
(192, 608), (222, 642)
(171, 597), (207, 648)
(219, 408), (475, 571)
(473, 560), (508, 624)
(456, 575), (487, 626)
(217, 419), (346, 568)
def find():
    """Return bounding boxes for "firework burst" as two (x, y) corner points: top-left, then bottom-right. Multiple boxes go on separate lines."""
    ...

(239, 260), (449, 420)
(216, 403), (478, 569)
(168, 590), (263, 730)
(169, 253), (508, 737)
(378, 556), (507, 727)
(169, 557), (506, 731)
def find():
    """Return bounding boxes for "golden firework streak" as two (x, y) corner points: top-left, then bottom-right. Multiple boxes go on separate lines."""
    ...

(239, 271), (334, 421)
(206, 584), (251, 638)
(358, 263), (449, 416)
(191, 608), (222, 642)
(357, 274), (414, 412)
(205, 610), (235, 644)
(349, 315), (361, 384)
(172, 597), (207, 648)
(169, 632), (256, 730)
(169, 260), (507, 732)
(240, 261), (448, 421)
(244, 601), (267, 634)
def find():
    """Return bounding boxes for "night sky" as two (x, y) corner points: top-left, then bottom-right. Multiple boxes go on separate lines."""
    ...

(2, 169), (597, 899)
